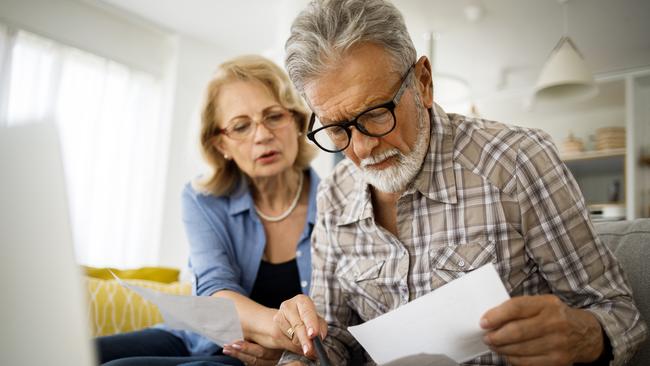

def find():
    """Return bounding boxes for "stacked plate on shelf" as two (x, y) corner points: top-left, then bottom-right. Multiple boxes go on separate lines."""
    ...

(560, 132), (584, 154)
(595, 127), (625, 150)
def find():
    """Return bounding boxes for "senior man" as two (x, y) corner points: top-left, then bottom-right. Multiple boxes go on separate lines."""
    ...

(275, 0), (647, 365)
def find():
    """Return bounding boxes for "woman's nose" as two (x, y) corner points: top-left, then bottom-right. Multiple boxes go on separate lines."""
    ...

(252, 121), (274, 143)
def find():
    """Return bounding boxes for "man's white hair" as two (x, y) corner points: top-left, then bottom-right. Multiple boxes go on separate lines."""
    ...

(285, 0), (417, 95)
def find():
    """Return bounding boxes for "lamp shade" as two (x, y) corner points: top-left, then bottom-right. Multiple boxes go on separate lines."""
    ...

(534, 36), (598, 103)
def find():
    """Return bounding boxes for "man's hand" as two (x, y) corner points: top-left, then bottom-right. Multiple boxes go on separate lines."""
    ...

(222, 340), (283, 366)
(273, 294), (328, 360)
(480, 295), (605, 366)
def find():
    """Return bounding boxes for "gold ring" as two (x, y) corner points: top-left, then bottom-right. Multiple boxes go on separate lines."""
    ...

(286, 326), (295, 340)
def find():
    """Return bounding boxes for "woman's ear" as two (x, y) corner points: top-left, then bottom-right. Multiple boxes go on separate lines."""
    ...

(415, 56), (433, 109)
(212, 137), (229, 159)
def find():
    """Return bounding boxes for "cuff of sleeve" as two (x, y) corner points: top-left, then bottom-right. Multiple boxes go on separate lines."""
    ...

(200, 284), (246, 297)
(278, 351), (317, 366)
(583, 308), (623, 366)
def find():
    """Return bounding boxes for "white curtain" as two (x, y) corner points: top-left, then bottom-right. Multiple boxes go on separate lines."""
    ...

(0, 27), (167, 268)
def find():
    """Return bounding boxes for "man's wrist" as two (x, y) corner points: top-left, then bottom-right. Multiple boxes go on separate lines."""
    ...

(576, 328), (613, 366)
(572, 308), (607, 363)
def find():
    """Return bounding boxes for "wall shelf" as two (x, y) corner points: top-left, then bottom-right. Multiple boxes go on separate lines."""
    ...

(560, 148), (625, 162)
(559, 136), (627, 212)
(562, 149), (625, 176)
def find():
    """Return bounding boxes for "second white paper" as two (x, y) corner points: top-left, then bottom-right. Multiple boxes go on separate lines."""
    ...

(112, 274), (243, 346)
(348, 263), (510, 364)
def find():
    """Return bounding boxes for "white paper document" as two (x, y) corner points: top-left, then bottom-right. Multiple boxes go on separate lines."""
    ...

(112, 274), (243, 346)
(348, 263), (510, 365)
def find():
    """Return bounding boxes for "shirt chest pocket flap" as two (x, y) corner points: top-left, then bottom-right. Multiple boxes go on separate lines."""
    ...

(338, 258), (385, 282)
(430, 241), (496, 272)
(336, 258), (389, 315)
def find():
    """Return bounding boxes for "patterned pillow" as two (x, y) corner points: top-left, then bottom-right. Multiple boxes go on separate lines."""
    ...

(85, 277), (191, 336)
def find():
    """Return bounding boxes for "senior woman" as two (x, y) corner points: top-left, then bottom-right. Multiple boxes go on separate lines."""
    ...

(96, 55), (321, 366)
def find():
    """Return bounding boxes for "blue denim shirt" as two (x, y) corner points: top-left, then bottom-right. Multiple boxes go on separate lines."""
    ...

(160, 168), (319, 355)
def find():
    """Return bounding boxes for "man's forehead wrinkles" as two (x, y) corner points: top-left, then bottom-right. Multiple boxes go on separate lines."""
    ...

(312, 70), (404, 125)
(316, 94), (389, 124)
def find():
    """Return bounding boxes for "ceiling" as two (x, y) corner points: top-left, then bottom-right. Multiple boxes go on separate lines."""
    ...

(93, 0), (650, 101)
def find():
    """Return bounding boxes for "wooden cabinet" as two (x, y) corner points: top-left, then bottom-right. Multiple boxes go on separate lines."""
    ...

(559, 71), (650, 219)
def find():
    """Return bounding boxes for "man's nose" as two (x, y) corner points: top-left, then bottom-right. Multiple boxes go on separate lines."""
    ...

(350, 128), (379, 160)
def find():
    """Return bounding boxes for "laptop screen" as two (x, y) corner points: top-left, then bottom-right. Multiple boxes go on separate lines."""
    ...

(0, 124), (97, 366)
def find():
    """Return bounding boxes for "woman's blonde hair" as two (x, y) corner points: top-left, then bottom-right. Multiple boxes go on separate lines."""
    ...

(197, 55), (317, 196)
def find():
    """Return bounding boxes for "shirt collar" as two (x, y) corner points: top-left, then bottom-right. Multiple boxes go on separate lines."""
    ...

(338, 103), (458, 226)
(227, 176), (252, 216)
(338, 175), (374, 226)
(409, 103), (458, 204)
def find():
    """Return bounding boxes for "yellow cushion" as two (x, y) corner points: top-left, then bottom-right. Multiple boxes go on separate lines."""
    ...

(83, 266), (180, 283)
(86, 277), (192, 336)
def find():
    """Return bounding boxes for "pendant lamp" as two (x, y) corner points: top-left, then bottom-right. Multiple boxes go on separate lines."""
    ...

(534, 0), (598, 103)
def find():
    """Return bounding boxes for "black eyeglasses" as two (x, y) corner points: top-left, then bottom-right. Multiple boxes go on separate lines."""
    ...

(306, 64), (414, 153)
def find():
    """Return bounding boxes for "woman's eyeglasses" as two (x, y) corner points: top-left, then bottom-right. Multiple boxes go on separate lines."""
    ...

(215, 108), (294, 140)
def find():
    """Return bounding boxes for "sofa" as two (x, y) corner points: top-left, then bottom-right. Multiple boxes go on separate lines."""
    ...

(84, 266), (191, 336)
(593, 219), (650, 365)
(86, 220), (649, 364)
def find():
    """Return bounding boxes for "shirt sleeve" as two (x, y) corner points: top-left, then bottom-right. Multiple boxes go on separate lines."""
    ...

(279, 184), (369, 365)
(515, 129), (648, 365)
(182, 184), (246, 297)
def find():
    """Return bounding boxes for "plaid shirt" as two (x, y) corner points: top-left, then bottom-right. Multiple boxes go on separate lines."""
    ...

(280, 104), (647, 365)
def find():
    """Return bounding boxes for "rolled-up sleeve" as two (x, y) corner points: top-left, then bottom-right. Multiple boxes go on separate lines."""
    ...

(182, 185), (246, 297)
(515, 130), (648, 365)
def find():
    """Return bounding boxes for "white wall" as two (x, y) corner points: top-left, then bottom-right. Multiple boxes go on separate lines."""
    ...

(631, 75), (650, 218)
(157, 35), (226, 270)
(0, 0), (173, 77)
(446, 79), (626, 148)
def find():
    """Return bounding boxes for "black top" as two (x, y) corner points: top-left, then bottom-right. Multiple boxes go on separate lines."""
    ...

(250, 258), (303, 309)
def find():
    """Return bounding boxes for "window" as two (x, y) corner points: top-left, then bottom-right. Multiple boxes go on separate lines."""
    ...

(0, 25), (168, 268)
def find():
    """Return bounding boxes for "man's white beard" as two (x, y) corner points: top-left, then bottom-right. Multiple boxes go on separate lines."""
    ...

(359, 100), (429, 193)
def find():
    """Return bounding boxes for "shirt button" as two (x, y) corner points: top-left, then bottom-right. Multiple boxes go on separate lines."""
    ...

(301, 280), (308, 288)
(296, 250), (302, 258)
(458, 260), (466, 268)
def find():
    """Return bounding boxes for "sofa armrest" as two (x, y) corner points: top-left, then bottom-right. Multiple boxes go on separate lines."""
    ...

(594, 219), (650, 365)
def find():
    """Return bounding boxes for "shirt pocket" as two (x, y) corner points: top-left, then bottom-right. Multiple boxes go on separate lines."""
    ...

(335, 258), (390, 320)
(429, 241), (496, 289)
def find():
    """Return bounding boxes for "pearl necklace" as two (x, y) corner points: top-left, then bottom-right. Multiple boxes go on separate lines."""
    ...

(254, 173), (303, 222)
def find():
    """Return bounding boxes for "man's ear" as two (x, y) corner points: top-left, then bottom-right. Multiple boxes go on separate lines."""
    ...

(415, 56), (433, 109)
